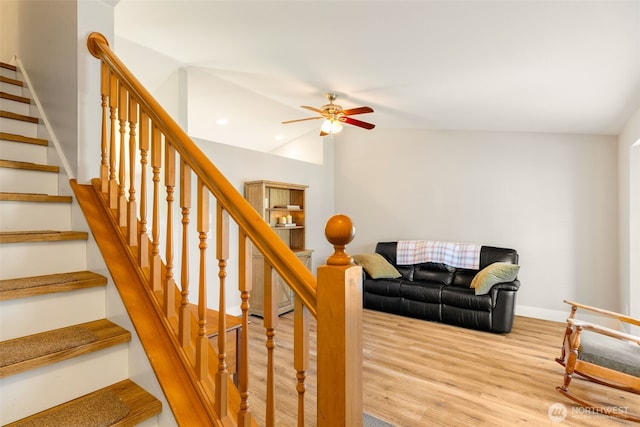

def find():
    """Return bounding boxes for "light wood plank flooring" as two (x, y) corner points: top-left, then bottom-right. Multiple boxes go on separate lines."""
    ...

(246, 309), (639, 426)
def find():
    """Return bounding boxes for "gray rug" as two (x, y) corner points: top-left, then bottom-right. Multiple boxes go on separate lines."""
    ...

(364, 412), (395, 427)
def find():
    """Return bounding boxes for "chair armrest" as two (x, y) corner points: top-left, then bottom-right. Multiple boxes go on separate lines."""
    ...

(568, 318), (640, 345)
(563, 299), (640, 327)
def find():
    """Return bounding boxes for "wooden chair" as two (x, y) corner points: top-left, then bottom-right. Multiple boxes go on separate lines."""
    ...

(555, 300), (640, 423)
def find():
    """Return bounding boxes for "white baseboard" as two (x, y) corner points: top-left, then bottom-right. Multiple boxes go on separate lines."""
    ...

(515, 305), (568, 323)
(516, 304), (619, 329)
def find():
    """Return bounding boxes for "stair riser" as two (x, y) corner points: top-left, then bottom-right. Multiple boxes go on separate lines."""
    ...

(0, 116), (37, 138)
(0, 97), (30, 116)
(0, 168), (58, 195)
(0, 138), (47, 164)
(0, 81), (23, 97)
(0, 344), (129, 425)
(0, 287), (106, 340)
(0, 201), (71, 231)
(0, 240), (87, 280)
(0, 66), (17, 79)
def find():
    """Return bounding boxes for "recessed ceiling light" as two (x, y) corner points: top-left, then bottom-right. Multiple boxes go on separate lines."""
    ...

(216, 118), (228, 125)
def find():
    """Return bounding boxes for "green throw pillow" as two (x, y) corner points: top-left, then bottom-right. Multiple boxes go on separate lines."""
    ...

(471, 262), (520, 295)
(353, 253), (402, 279)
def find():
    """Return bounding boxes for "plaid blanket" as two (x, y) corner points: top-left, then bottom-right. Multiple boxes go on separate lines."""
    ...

(396, 240), (481, 269)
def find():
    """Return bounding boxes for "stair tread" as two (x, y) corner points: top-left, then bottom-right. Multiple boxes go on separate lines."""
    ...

(0, 159), (58, 173)
(0, 62), (17, 72)
(5, 379), (161, 427)
(0, 230), (88, 243)
(0, 91), (30, 104)
(0, 110), (38, 123)
(0, 270), (107, 301)
(0, 191), (72, 203)
(0, 75), (23, 87)
(0, 319), (131, 378)
(0, 132), (48, 146)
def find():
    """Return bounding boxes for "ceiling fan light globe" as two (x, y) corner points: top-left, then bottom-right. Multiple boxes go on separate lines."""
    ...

(321, 119), (343, 134)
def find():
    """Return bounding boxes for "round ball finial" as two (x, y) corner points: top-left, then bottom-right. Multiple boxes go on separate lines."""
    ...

(325, 214), (355, 265)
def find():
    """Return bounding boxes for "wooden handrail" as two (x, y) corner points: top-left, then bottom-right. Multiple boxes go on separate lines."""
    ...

(85, 32), (363, 426)
(87, 32), (318, 316)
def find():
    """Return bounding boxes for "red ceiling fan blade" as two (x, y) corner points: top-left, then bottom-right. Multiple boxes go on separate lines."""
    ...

(282, 116), (324, 124)
(342, 106), (373, 116)
(340, 116), (375, 130)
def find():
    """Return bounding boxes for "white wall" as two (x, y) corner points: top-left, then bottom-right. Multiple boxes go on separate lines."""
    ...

(618, 107), (640, 331)
(334, 128), (619, 320)
(4, 0), (78, 175)
(194, 136), (336, 266)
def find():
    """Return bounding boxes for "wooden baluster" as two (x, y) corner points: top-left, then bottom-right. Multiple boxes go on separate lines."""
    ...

(127, 96), (138, 247)
(108, 74), (118, 208)
(294, 296), (309, 427)
(100, 63), (108, 193)
(138, 111), (150, 268)
(215, 202), (229, 417)
(178, 161), (191, 348)
(150, 125), (162, 291)
(117, 83), (127, 226)
(164, 143), (176, 319)
(264, 261), (277, 427)
(196, 178), (209, 380)
(237, 231), (252, 427)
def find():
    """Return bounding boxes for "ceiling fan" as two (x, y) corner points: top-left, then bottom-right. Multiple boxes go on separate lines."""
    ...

(282, 93), (375, 136)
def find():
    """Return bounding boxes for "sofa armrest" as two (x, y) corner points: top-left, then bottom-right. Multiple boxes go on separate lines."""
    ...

(491, 279), (520, 293)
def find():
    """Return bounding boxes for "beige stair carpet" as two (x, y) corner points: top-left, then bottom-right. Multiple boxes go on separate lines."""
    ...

(0, 326), (98, 367)
(12, 389), (130, 427)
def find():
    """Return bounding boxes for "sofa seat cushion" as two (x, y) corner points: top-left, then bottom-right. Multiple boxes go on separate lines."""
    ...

(399, 281), (443, 303)
(441, 286), (492, 311)
(363, 278), (402, 297)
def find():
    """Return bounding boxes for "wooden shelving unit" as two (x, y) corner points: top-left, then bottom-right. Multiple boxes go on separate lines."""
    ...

(244, 180), (312, 316)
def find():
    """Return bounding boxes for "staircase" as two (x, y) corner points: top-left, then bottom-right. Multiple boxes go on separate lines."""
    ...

(0, 61), (162, 425)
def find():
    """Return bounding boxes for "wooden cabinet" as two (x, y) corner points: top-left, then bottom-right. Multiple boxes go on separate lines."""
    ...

(244, 180), (312, 316)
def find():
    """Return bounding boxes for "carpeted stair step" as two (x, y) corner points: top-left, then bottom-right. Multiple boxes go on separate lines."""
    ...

(0, 270), (107, 301)
(0, 319), (131, 378)
(5, 379), (162, 427)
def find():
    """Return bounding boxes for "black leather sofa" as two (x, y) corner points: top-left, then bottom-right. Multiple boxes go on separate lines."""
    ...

(362, 241), (520, 333)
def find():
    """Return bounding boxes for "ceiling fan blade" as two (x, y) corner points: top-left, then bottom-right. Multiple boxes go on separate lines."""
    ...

(320, 130), (329, 136)
(282, 116), (324, 124)
(341, 106), (374, 116)
(340, 116), (376, 130)
(301, 105), (324, 114)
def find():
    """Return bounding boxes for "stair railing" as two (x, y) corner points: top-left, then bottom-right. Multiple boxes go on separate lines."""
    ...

(86, 32), (363, 426)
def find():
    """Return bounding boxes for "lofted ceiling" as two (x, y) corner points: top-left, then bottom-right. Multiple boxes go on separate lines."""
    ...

(115, 0), (640, 153)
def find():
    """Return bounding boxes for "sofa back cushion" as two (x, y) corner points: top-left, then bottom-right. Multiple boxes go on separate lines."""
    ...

(480, 246), (518, 269)
(413, 263), (455, 286)
(375, 241), (519, 288)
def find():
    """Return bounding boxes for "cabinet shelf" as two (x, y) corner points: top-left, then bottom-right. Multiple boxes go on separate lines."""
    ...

(244, 180), (312, 317)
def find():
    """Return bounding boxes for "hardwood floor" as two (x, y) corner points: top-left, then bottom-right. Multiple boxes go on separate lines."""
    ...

(246, 309), (639, 426)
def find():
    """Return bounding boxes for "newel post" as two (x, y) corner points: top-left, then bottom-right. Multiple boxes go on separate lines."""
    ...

(316, 214), (363, 427)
